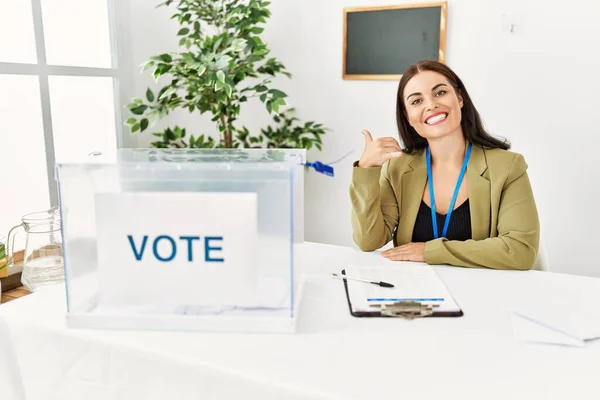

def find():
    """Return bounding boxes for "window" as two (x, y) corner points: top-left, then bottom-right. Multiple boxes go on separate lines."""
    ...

(0, 0), (121, 235)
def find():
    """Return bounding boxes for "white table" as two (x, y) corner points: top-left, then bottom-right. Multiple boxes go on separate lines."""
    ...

(1, 242), (600, 400)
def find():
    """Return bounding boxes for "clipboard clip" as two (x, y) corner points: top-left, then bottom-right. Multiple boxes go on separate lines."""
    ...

(371, 301), (439, 319)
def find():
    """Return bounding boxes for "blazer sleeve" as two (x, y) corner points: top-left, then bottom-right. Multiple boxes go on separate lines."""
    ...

(425, 154), (540, 270)
(350, 161), (399, 251)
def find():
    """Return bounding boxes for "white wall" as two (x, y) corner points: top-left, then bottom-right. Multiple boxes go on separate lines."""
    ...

(120, 0), (600, 277)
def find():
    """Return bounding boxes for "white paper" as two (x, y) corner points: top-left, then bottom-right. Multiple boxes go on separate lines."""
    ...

(95, 192), (258, 308)
(344, 264), (461, 313)
(511, 313), (585, 347)
(511, 303), (600, 347)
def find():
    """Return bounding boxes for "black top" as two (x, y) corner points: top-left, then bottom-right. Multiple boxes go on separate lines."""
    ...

(411, 199), (472, 242)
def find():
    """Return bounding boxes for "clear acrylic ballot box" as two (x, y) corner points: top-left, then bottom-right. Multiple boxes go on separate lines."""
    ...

(54, 148), (305, 333)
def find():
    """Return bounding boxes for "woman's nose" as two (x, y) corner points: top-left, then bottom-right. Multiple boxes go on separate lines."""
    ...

(425, 97), (439, 111)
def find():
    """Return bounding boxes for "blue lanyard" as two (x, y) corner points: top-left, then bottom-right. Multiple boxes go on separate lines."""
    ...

(425, 143), (472, 239)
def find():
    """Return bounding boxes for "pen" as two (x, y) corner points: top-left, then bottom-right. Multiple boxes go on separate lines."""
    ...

(331, 273), (395, 288)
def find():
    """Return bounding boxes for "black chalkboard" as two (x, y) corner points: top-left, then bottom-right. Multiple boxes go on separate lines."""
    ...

(343, 3), (447, 79)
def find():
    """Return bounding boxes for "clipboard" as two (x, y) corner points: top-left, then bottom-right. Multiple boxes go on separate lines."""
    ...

(341, 269), (464, 318)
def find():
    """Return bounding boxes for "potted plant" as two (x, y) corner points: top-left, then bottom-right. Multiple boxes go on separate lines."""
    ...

(125, 0), (328, 150)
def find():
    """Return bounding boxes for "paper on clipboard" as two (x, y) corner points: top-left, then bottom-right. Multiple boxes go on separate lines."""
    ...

(344, 264), (461, 314)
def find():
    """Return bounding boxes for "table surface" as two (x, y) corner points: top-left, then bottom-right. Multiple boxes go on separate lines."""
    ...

(1, 242), (600, 400)
(1, 286), (30, 304)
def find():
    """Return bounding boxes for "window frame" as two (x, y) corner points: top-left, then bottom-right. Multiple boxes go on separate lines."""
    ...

(0, 0), (127, 206)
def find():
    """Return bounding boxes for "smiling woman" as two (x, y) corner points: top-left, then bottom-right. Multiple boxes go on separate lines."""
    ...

(349, 60), (540, 270)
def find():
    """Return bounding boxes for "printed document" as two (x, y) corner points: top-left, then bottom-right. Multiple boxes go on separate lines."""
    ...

(344, 264), (461, 313)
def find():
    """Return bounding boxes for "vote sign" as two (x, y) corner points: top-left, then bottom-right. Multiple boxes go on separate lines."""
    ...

(94, 192), (258, 308)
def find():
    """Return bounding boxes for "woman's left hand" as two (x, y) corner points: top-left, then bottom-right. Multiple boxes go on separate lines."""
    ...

(381, 242), (426, 262)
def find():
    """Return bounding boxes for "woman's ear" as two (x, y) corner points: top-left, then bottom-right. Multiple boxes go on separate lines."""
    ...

(458, 91), (464, 108)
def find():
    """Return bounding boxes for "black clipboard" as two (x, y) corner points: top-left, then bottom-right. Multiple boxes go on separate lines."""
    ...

(341, 269), (464, 318)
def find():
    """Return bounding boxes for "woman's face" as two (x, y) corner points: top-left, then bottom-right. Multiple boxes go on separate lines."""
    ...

(402, 70), (464, 141)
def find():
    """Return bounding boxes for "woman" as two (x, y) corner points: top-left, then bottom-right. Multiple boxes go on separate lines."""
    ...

(350, 60), (539, 270)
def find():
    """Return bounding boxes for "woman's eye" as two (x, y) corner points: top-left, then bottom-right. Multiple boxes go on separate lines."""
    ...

(435, 90), (447, 97)
(411, 98), (422, 106)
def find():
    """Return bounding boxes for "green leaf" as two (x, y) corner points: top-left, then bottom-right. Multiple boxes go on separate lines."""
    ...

(125, 117), (137, 125)
(140, 118), (149, 132)
(216, 70), (225, 83)
(159, 54), (172, 63)
(177, 28), (190, 36)
(148, 110), (159, 125)
(250, 27), (264, 34)
(272, 97), (286, 109)
(146, 88), (155, 102)
(129, 105), (148, 115)
(259, 93), (267, 103)
(213, 37), (223, 50)
(225, 84), (232, 97)
(131, 123), (140, 133)
(140, 60), (155, 72)
(194, 21), (200, 32)
(216, 55), (232, 69)
(268, 89), (287, 99)
(158, 86), (177, 100)
(246, 55), (262, 63)
(232, 38), (247, 52)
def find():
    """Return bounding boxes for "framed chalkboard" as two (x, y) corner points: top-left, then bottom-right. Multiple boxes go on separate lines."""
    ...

(343, 2), (447, 80)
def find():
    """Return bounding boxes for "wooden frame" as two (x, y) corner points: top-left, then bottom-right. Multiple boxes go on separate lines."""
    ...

(343, 2), (448, 80)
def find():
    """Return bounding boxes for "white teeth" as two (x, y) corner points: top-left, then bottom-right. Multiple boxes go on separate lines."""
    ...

(426, 114), (447, 125)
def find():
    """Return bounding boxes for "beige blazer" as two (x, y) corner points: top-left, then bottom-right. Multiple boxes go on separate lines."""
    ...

(350, 145), (540, 270)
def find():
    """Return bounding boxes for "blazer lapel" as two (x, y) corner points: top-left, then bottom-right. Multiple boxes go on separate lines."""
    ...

(396, 151), (427, 245)
(467, 146), (490, 240)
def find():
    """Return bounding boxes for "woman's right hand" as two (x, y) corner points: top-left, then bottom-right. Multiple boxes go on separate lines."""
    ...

(357, 130), (403, 168)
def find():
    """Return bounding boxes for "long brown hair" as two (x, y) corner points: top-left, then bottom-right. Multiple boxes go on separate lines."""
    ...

(396, 60), (510, 153)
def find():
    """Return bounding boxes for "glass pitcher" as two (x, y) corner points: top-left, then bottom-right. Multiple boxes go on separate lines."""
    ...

(6, 206), (64, 291)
